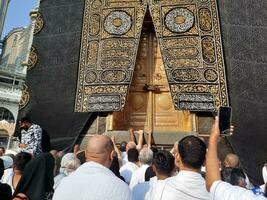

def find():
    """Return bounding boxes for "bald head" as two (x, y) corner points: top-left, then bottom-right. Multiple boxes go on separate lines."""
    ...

(224, 153), (239, 168)
(86, 135), (114, 168)
(126, 141), (136, 152)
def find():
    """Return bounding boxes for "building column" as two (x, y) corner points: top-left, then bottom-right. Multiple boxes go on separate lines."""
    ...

(0, 0), (10, 39)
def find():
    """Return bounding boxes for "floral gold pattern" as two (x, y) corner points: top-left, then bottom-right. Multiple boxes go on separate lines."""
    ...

(27, 46), (38, 71)
(19, 84), (30, 110)
(33, 12), (44, 35)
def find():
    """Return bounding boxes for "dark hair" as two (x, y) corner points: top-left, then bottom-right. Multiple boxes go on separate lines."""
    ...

(119, 141), (127, 152)
(76, 151), (86, 165)
(110, 156), (125, 182)
(127, 148), (139, 163)
(0, 158), (4, 179)
(0, 147), (5, 153)
(153, 150), (175, 176)
(178, 136), (207, 169)
(14, 152), (32, 171)
(230, 168), (246, 186)
(145, 166), (156, 181)
(19, 115), (32, 123)
(221, 167), (233, 183)
(150, 146), (158, 155)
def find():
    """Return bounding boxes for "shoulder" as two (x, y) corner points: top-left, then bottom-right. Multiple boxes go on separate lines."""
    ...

(210, 181), (265, 200)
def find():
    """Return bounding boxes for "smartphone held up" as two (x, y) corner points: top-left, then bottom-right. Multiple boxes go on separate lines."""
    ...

(218, 106), (232, 136)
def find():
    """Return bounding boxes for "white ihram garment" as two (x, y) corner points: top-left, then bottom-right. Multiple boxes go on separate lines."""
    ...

(120, 161), (139, 184)
(129, 164), (149, 189)
(53, 161), (133, 200)
(210, 181), (267, 200)
(161, 170), (210, 200)
(145, 177), (169, 200)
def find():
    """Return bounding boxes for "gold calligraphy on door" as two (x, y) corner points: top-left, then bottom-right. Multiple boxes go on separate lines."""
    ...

(112, 18), (194, 132)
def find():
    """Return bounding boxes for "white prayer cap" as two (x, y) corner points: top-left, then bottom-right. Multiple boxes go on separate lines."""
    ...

(0, 155), (13, 169)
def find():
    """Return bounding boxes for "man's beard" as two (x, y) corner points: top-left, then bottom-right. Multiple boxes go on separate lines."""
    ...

(20, 127), (29, 131)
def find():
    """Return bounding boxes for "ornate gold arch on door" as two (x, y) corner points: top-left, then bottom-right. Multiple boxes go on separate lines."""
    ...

(75, 0), (229, 112)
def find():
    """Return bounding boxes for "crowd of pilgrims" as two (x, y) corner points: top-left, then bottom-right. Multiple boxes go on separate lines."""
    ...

(0, 117), (266, 200)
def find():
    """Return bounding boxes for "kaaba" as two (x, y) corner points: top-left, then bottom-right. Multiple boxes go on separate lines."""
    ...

(19, 0), (267, 185)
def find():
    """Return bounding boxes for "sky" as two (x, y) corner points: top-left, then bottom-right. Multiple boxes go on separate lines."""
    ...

(1, 0), (38, 39)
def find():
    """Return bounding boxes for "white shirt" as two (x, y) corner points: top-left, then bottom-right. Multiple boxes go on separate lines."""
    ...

(146, 177), (169, 200)
(120, 162), (139, 184)
(132, 181), (150, 200)
(130, 164), (149, 189)
(210, 180), (267, 200)
(161, 170), (210, 200)
(53, 161), (133, 200)
(1, 168), (15, 193)
(122, 152), (128, 165)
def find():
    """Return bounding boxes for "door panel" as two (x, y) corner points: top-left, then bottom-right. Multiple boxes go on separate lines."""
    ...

(112, 26), (194, 132)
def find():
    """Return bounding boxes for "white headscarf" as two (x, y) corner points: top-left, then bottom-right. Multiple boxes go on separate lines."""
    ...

(54, 153), (80, 190)
(59, 153), (80, 175)
(263, 164), (267, 183)
(0, 155), (13, 169)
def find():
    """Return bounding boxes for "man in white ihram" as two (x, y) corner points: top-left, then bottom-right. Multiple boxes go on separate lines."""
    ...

(161, 135), (210, 200)
(206, 117), (267, 200)
(129, 147), (153, 189)
(53, 135), (133, 200)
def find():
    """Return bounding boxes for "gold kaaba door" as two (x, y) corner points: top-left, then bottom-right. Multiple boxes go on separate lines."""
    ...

(111, 20), (195, 133)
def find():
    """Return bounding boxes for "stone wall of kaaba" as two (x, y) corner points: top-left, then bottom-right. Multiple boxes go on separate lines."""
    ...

(218, 0), (267, 185)
(19, 0), (91, 149)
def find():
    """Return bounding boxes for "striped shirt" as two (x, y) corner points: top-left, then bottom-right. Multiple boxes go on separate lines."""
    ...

(21, 124), (42, 155)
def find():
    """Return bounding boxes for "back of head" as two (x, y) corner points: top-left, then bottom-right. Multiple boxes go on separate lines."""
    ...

(178, 135), (207, 169)
(60, 153), (75, 167)
(19, 115), (32, 124)
(126, 141), (136, 151)
(64, 158), (80, 175)
(0, 147), (5, 156)
(230, 168), (246, 188)
(153, 150), (174, 177)
(221, 167), (233, 183)
(86, 135), (114, 167)
(224, 153), (239, 168)
(127, 148), (139, 163)
(120, 141), (127, 152)
(14, 152), (32, 172)
(139, 147), (153, 165)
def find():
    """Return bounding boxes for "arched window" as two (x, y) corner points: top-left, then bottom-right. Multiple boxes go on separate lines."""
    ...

(0, 107), (15, 123)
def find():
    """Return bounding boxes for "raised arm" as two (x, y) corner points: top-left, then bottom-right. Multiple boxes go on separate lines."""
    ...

(206, 117), (221, 191)
(147, 129), (153, 149)
(111, 136), (122, 160)
(136, 130), (144, 150)
(129, 128), (137, 143)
